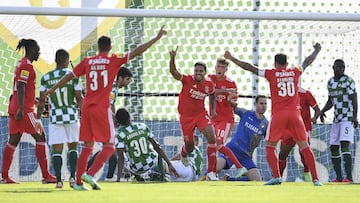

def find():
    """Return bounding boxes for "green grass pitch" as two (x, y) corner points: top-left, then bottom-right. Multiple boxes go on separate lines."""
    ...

(0, 181), (359, 203)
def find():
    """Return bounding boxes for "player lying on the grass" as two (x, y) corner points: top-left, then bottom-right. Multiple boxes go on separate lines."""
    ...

(115, 108), (179, 182)
(163, 135), (203, 181)
(278, 88), (321, 182)
(216, 95), (268, 181)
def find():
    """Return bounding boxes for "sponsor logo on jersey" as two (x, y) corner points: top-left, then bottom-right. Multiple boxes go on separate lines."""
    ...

(275, 71), (295, 77)
(190, 89), (207, 100)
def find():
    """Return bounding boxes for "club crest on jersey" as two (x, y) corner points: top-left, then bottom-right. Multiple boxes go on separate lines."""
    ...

(205, 86), (209, 93)
(20, 70), (29, 79)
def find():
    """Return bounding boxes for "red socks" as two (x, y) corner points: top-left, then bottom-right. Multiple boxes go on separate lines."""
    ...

(35, 142), (50, 178)
(299, 146), (318, 180)
(207, 143), (217, 173)
(1, 143), (16, 178)
(76, 146), (93, 185)
(87, 144), (115, 177)
(266, 145), (280, 178)
(218, 146), (243, 168)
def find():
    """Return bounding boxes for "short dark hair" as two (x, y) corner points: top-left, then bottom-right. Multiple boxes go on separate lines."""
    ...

(115, 108), (131, 126)
(333, 59), (345, 67)
(98, 36), (111, 52)
(55, 49), (69, 65)
(255, 95), (266, 103)
(274, 54), (287, 66)
(117, 67), (133, 80)
(194, 61), (207, 71)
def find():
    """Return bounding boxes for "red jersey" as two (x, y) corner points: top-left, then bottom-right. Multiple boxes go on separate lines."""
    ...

(178, 74), (215, 117)
(260, 66), (302, 114)
(299, 88), (317, 131)
(72, 52), (129, 108)
(208, 74), (237, 123)
(8, 57), (37, 114)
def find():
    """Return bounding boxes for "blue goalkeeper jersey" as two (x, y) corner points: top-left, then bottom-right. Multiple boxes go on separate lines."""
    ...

(227, 108), (269, 157)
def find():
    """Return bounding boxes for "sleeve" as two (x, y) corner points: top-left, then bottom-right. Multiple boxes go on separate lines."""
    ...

(144, 124), (154, 139)
(258, 69), (266, 78)
(109, 83), (118, 106)
(180, 74), (188, 84)
(307, 91), (317, 108)
(39, 76), (47, 92)
(74, 80), (82, 91)
(115, 131), (125, 149)
(293, 66), (303, 74)
(234, 107), (247, 117)
(72, 59), (87, 78)
(18, 63), (33, 84)
(263, 119), (270, 137)
(347, 77), (357, 95)
(114, 52), (130, 67)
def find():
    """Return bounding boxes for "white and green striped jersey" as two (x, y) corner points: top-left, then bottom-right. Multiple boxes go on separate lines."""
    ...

(39, 68), (82, 124)
(327, 74), (357, 122)
(188, 146), (202, 175)
(115, 123), (158, 173)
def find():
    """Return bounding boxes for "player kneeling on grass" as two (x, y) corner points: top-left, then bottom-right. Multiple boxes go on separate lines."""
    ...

(164, 135), (203, 182)
(115, 108), (179, 182)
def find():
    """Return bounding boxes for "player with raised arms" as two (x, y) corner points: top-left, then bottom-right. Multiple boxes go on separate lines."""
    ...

(46, 26), (167, 190)
(169, 46), (219, 180)
(224, 43), (322, 186)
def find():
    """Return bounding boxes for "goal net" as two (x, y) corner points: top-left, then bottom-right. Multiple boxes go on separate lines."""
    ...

(0, 0), (360, 182)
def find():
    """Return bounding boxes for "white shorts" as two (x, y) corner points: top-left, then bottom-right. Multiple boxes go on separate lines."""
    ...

(329, 121), (354, 145)
(48, 122), (80, 145)
(165, 160), (195, 182)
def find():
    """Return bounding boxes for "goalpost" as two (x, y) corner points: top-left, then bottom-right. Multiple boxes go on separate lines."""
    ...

(0, 0), (359, 182)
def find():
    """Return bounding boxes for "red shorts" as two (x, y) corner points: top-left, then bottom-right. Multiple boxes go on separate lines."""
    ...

(179, 111), (212, 143)
(212, 121), (234, 144)
(80, 105), (115, 143)
(266, 110), (307, 143)
(9, 111), (37, 135)
(281, 130), (311, 146)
